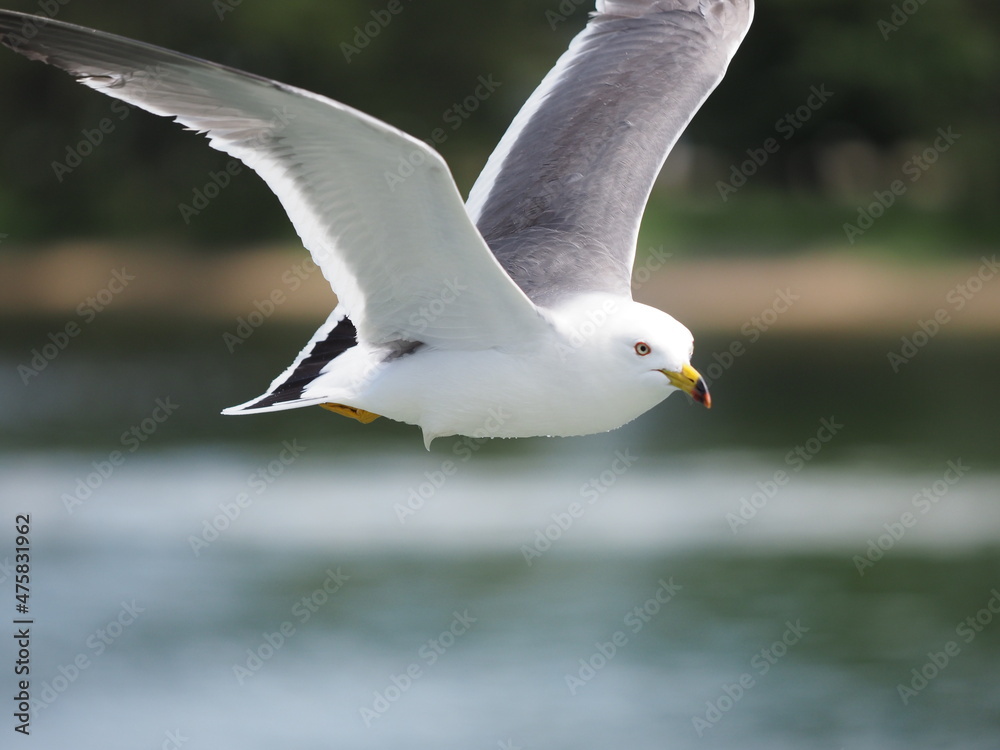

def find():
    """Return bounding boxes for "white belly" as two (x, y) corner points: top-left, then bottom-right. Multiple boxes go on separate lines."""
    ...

(353, 344), (672, 446)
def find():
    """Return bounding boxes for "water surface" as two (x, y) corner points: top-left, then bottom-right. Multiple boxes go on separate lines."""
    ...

(1, 319), (998, 749)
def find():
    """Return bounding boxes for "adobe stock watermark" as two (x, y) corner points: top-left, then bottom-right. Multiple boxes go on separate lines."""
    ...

(565, 577), (681, 695)
(383, 74), (502, 191)
(692, 618), (809, 736)
(521, 448), (638, 565)
(213, 0), (243, 21)
(0, 557), (15, 586)
(630, 246), (673, 292)
(340, 0), (415, 62)
(878, 0), (930, 40)
(18, 267), (136, 386)
(896, 587), (1000, 705)
(177, 105), (296, 224)
(555, 298), (620, 363)
(0, 0), (74, 49)
(188, 439), (307, 555)
(23, 599), (145, 719)
(717, 84), (833, 200)
(394, 407), (511, 522)
(61, 397), (180, 514)
(545, 0), (588, 30)
(359, 609), (477, 727)
(887, 255), (998, 372)
(154, 730), (190, 750)
(233, 566), (350, 685)
(408, 278), (470, 335)
(843, 126), (961, 244)
(852, 459), (970, 576)
(700, 288), (800, 389)
(727, 417), (844, 533)
(222, 256), (320, 353)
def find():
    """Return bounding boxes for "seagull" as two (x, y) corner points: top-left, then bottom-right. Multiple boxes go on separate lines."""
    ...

(0, 1), (753, 448)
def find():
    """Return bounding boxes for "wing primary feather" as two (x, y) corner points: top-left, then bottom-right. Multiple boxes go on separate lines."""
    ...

(467, 0), (754, 304)
(0, 9), (545, 350)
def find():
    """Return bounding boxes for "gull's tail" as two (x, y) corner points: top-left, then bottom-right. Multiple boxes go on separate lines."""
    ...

(222, 306), (359, 415)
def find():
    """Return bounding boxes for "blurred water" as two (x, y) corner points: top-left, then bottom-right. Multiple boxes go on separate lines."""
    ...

(2, 444), (999, 750)
(1, 320), (998, 748)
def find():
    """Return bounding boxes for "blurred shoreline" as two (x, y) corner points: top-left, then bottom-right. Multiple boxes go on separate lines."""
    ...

(1, 242), (998, 333)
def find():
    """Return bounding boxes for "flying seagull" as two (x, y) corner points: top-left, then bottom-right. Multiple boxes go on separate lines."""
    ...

(0, 1), (753, 448)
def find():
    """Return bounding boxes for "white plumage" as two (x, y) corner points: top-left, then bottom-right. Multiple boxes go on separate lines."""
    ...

(0, 1), (753, 446)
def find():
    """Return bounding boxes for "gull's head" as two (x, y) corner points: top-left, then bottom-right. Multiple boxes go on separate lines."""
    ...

(550, 296), (711, 409)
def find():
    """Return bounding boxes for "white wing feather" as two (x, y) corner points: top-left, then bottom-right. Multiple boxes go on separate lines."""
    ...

(0, 12), (544, 348)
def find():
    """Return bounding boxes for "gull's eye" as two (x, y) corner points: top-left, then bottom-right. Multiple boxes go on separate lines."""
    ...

(634, 342), (651, 356)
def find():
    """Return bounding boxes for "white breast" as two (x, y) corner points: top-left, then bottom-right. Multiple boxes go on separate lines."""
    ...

(355, 336), (672, 446)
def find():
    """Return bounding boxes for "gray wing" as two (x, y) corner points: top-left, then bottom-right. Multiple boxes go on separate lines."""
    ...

(0, 11), (546, 349)
(466, 0), (753, 305)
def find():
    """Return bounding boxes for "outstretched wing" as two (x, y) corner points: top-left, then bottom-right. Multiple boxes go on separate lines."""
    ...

(466, 0), (753, 304)
(0, 11), (545, 348)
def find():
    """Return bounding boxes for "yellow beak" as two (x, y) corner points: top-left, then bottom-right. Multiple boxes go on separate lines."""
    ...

(661, 363), (712, 408)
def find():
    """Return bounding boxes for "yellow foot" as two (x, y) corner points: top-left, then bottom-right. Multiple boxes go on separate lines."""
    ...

(319, 403), (381, 424)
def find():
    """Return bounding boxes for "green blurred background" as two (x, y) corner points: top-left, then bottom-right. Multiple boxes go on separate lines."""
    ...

(0, 2), (998, 749)
(1, 0), (998, 251)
